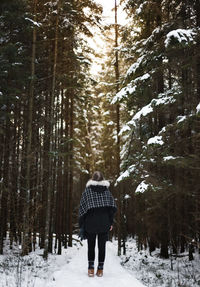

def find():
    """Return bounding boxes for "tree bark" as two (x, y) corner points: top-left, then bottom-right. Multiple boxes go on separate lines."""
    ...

(68, 88), (74, 247)
(43, 0), (59, 259)
(114, 0), (122, 257)
(22, 0), (37, 256)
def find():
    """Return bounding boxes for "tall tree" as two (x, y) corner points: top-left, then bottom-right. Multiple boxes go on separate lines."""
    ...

(112, 0), (200, 258)
(22, 0), (37, 256)
(114, 0), (122, 257)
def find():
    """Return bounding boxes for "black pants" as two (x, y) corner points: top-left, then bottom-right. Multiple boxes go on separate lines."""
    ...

(87, 232), (108, 264)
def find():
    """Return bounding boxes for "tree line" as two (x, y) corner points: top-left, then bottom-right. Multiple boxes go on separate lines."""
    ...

(0, 0), (200, 262)
(0, 0), (102, 258)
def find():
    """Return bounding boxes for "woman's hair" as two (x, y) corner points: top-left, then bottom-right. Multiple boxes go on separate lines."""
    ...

(92, 171), (104, 181)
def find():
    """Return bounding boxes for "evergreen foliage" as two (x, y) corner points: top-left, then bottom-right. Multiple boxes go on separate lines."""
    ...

(115, 0), (200, 258)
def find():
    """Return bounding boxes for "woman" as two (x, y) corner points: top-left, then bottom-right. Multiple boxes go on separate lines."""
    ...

(79, 171), (117, 277)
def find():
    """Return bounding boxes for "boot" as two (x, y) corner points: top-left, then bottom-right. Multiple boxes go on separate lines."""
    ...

(96, 269), (103, 277)
(88, 260), (94, 277)
(88, 269), (94, 277)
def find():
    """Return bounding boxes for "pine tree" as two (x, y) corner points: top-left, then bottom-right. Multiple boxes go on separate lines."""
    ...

(114, 0), (200, 258)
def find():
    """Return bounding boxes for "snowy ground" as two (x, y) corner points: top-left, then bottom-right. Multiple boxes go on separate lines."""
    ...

(0, 237), (145, 287)
(1, 237), (200, 287)
(119, 238), (200, 287)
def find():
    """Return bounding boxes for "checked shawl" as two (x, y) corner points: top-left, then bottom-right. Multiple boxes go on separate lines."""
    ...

(79, 186), (117, 218)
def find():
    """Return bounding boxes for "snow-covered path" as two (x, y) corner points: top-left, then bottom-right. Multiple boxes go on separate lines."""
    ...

(42, 241), (145, 287)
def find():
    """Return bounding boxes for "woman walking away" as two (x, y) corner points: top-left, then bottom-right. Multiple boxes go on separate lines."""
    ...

(79, 171), (117, 278)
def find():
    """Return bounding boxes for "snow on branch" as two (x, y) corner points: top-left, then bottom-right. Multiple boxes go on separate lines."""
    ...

(136, 73), (150, 82)
(165, 29), (196, 47)
(135, 1), (148, 15)
(124, 194), (131, 199)
(112, 73), (150, 104)
(135, 180), (150, 193)
(176, 113), (194, 124)
(112, 82), (136, 104)
(177, 115), (187, 123)
(44, 1), (59, 7)
(118, 97), (177, 138)
(147, 135), (164, 146)
(126, 55), (146, 77)
(128, 90), (178, 127)
(163, 156), (179, 161)
(116, 165), (136, 183)
(119, 124), (131, 135)
(116, 170), (129, 183)
(132, 103), (153, 121)
(25, 17), (42, 27)
(152, 94), (176, 106)
(196, 102), (200, 114)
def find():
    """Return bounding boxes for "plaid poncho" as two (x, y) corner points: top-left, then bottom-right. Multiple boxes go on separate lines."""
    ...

(79, 180), (117, 218)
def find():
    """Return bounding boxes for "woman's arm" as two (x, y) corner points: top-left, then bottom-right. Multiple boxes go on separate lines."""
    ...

(108, 207), (116, 226)
(79, 214), (85, 228)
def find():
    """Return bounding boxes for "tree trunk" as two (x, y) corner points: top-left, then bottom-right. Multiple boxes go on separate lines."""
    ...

(22, 0), (37, 256)
(160, 242), (169, 259)
(0, 112), (10, 254)
(68, 89), (74, 247)
(64, 91), (69, 248)
(114, 0), (122, 257)
(43, 1), (59, 259)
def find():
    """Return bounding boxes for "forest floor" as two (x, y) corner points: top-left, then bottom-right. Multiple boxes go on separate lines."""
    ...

(0, 236), (200, 287)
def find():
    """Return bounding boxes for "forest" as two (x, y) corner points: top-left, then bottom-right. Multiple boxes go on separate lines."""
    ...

(0, 0), (200, 273)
